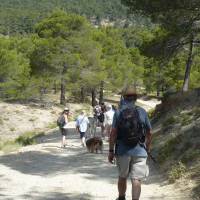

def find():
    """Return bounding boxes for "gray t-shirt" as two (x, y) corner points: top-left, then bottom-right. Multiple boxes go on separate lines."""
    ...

(112, 101), (152, 157)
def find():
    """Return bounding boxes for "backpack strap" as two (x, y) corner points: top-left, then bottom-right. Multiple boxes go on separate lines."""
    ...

(135, 106), (147, 143)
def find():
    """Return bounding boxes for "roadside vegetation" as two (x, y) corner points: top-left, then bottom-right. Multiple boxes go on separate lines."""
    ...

(0, 131), (44, 153)
(151, 90), (200, 198)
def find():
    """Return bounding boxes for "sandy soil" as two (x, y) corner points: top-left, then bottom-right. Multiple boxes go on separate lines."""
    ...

(0, 122), (192, 200)
(0, 101), (92, 140)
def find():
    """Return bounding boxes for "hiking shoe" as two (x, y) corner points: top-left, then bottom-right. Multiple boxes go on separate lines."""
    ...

(115, 197), (126, 200)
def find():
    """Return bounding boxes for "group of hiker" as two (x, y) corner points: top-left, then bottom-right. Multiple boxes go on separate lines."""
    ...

(57, 85), (152, 200)
(57, 102), (116, 148)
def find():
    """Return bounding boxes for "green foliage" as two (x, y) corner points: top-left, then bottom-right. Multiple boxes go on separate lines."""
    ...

(0, 0), (129, 35)
(15, 131), (36, 146)
(193, 107), (200, 118)
(0, 131), (46, 152)
(158, 135), (182, 163)
(0, 37), (32, 100)
(15, 131), (45, 146)
(47, 123), (57, 129)
(181, 149), (200, 164)
(122, 0), (200, 92)
(162, 116), (178, 128)
(168, 161), (187, 183)
(35, 11), (89, 39)
(181, 113), (193, 126)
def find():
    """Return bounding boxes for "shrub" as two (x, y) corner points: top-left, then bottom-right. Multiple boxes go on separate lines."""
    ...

(15, 131), (36, 146)
(193, 107), (200, 118)
(47, 123), (57, 129)
(158, 135), (182, 163)
(181, 113), (192, 126)
(15, 135), (35, 146)
(168, 161), (186, 183)
(163, 116), (177, 127)
(181, 149), (200, 164)
(148, 108), (155, 119)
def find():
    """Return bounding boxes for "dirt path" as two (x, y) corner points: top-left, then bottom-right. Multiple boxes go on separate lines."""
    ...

(0, 122), (191, 200)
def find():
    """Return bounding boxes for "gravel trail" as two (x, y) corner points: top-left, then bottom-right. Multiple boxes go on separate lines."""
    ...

(0, 122), (191, 200)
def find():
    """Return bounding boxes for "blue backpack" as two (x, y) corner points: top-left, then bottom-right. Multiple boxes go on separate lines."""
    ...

(117, 106), (146, 147)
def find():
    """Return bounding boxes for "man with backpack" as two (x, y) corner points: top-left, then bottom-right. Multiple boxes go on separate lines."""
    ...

(108, 86), (152, 200)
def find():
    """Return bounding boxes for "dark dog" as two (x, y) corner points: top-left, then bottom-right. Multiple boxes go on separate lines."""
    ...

(86, 137), (103, 153)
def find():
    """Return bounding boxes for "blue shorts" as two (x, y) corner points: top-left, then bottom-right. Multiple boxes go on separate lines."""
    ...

(80, 132), (85, 138)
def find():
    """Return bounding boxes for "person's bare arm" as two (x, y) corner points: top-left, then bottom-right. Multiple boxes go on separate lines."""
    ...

(145, 130), (152, 152)
(109, 128), (117, 150)
(108, 127), (117, 163)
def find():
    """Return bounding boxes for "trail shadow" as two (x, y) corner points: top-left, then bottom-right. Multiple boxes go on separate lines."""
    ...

(21, 191), (94, 200)
(0, 146), (116, 184)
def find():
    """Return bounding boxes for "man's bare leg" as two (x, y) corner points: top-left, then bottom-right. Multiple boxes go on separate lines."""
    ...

(118, 177), (127, 200)
(131, 179), (141, 200)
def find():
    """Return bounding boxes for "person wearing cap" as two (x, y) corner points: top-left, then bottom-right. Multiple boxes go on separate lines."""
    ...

(76, 110), (90, 147)
(108, 85), (152, 200)
(60, 107), (70, 148)
(104, 104), (115, 140)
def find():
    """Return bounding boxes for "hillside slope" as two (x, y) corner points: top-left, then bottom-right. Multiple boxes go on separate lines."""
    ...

(0, 101), (92, 141)
(152, 89), (200, 199)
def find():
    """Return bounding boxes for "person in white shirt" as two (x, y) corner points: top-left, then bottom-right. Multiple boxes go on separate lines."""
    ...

(104, 104), (115, 139)
(76, 110), (90, 147)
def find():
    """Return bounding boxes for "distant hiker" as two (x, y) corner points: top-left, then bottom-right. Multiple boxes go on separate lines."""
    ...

(112, 104), (117, 112)
(104, 104), (115, 139)
(108, 85), (152, 200)
(57, 107), (70, 148)
(76, 110), (90, 147)
(99, 102), (106, 137)
(93, 104), (102, 124)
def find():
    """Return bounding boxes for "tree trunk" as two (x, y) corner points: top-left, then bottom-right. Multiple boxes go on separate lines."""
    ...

(99, 81), (104, 104)
(53, 82), (57, 94)
(91, 89), (96, 107)
(156, 88), (160, 97)
(182, 35), (194, 92)
(60, 81), (66, 105)
(60, 64), (67, 105)
(80, 87), (85, 102)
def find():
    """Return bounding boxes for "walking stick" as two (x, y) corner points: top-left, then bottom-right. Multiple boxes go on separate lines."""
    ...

(140, 143), (157, 163)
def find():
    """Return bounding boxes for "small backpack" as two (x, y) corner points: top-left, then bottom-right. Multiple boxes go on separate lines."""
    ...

(57, 115), (65, 128)
(117, 106), (145, 147)
(98, 112), (104, 123)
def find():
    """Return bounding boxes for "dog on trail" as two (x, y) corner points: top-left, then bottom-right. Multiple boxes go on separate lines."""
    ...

(86, 137), (103, 153)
